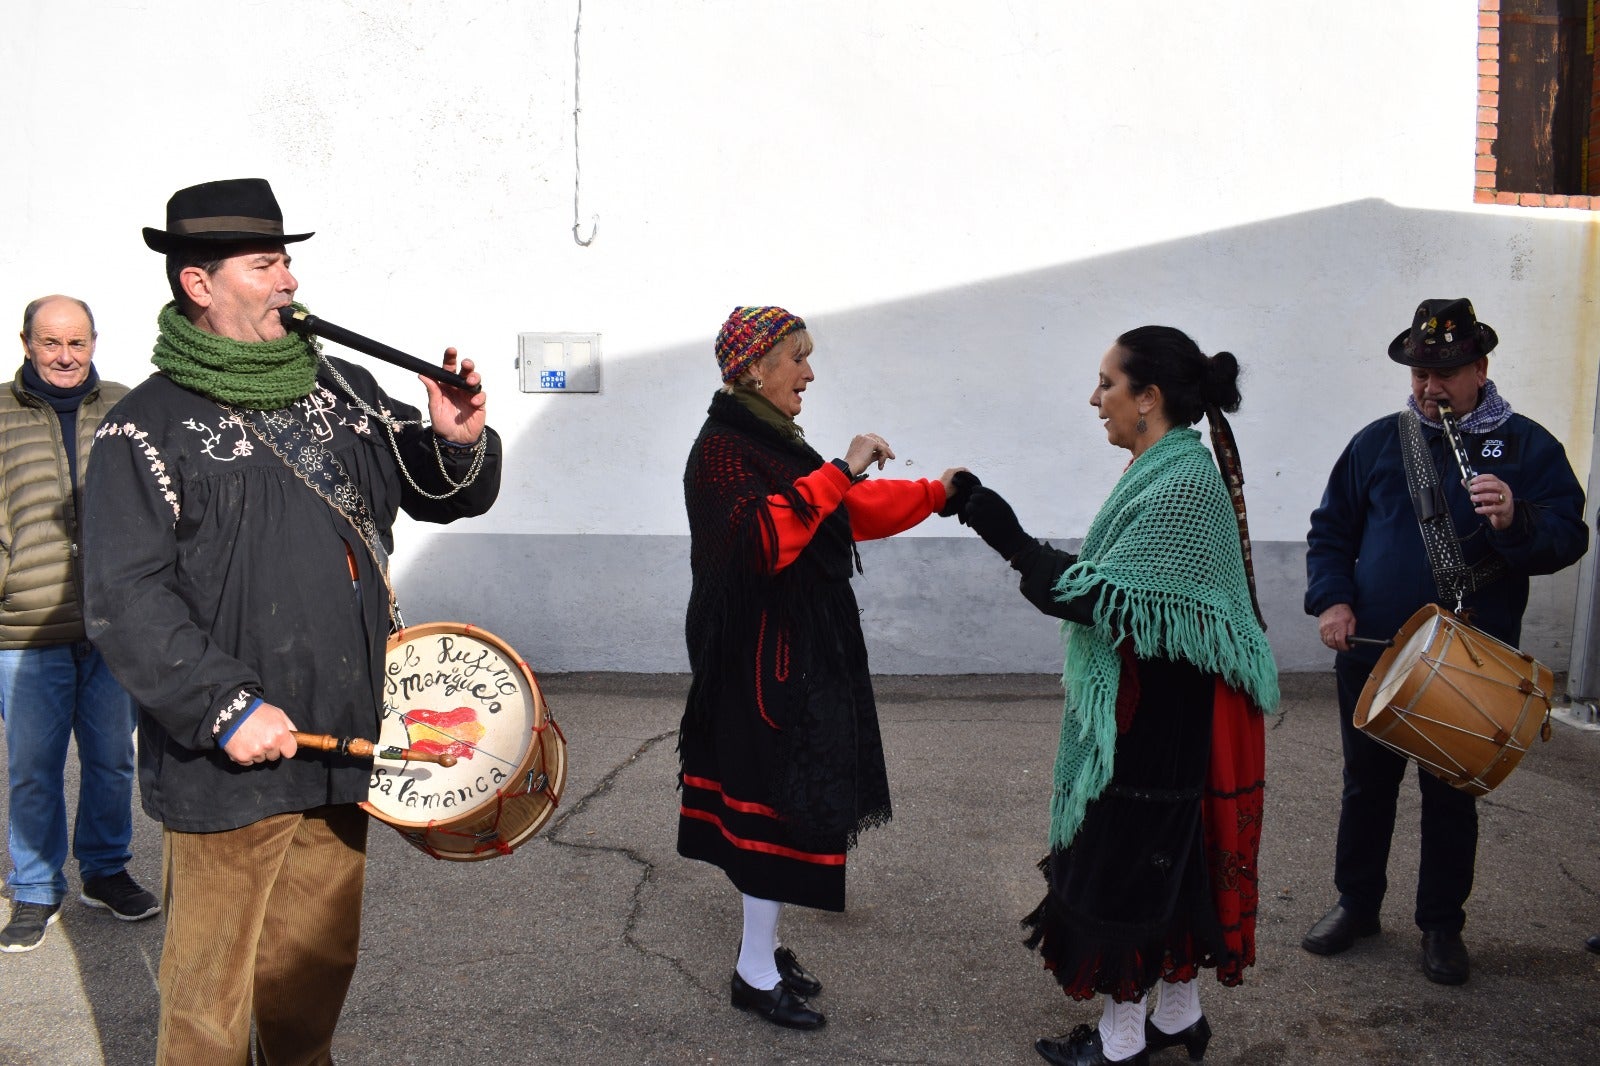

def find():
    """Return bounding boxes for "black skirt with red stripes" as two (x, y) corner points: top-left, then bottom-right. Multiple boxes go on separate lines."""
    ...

(677, 579), (891, 913)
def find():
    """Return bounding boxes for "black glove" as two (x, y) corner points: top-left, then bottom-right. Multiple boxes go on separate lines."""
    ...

(938, 470), (981, 517)
(960, 485), (1034, 560)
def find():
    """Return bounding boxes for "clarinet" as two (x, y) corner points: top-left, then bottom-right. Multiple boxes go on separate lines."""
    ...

(1436, 402), (1478, 486)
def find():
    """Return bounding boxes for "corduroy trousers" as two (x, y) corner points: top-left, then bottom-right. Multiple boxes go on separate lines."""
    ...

(157, 804), (368, 1066)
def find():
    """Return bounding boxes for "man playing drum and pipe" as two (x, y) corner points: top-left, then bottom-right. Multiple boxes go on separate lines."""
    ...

(81, 178), (502, 1063)
(1302, 298), (1587, 986)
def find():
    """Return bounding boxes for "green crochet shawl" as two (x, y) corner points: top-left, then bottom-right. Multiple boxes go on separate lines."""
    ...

(152, 301), (319, 409)
(1048, 427), (1280, 850)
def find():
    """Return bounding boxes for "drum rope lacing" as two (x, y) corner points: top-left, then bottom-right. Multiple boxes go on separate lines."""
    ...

(394, 661), (568, 860)
(1362, 609), (1552, 794)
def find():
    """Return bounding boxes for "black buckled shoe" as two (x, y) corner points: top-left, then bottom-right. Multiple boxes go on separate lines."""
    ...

(1421, 930), (1470, 985)
(1036, 1024), (1149, 1065)
(775, 945), (822, 997)
(730, 972), (826, 1030)
(1144, 1014), (1212, 1061)
(1301, 903), (1381, 956)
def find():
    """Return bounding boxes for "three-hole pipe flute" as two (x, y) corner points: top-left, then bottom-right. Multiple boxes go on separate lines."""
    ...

(277, 307), (481, 395)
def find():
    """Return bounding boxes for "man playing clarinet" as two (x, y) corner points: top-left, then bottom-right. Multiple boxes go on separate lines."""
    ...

(81, 178), (502, 1063)
(1302, 298), (1586, 986)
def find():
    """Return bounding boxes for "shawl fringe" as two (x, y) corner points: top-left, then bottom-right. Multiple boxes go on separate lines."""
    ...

(1047, 429), (1279, 852)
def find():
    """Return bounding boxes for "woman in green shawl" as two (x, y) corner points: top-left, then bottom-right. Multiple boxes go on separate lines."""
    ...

(958, 326), (1279, 1066)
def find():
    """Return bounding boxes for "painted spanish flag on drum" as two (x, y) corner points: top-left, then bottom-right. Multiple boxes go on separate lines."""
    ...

(365, 622), (567, 861)
(403, 706), (488, 762)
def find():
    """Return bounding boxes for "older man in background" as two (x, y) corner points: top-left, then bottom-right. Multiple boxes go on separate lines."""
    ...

(0, 296), (156, 954)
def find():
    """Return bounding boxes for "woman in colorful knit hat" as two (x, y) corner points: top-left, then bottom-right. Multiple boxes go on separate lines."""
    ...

(677, 306), (966, 1031)
(957, 326), (1280, 1065)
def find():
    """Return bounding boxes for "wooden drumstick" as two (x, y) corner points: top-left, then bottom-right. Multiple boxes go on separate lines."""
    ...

(1347, 636), (1395, 649)
(291, 731), (458, 768)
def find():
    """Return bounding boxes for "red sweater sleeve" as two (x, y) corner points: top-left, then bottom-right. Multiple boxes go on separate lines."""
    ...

(843, 476), (946, 541)
(765, 461), (852, 572)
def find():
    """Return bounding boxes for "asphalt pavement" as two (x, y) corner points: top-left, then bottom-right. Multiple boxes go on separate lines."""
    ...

(2, 671), (1598, 1065)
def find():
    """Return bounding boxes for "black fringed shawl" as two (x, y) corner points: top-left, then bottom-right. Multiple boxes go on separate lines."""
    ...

(680, 390), (889, 849)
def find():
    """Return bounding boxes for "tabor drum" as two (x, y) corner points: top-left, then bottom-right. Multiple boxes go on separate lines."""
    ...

(363, 622), (567, 860)
(1353, 604), (1552, 796)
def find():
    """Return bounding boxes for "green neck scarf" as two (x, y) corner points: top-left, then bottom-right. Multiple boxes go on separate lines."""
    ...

(732, 386), (806, 444)
(152, 301), (319, 409)
(1048, 427), (1280, 850)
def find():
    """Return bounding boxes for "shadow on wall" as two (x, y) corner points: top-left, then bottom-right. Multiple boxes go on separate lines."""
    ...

(397, 198), (1599, 675)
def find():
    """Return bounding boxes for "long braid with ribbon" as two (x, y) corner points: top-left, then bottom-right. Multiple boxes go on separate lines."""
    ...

(1207, 405), (1267, 631)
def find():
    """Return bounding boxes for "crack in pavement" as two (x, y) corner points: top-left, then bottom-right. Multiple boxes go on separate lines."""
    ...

(542, 727), (716, 996)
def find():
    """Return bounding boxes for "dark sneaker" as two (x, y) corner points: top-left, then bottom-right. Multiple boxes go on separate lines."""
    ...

(79, 871), (160, 921)
(0, 901), (62, 953)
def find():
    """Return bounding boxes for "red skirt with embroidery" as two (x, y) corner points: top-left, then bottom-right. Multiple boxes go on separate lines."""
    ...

(1022, 656), (1266, 1002)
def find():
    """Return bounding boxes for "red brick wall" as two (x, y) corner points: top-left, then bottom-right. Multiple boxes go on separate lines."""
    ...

(1475, 0), (1599, 208)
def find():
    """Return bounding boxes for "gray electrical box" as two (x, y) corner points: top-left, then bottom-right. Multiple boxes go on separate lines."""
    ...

(518, 332), (602, 393)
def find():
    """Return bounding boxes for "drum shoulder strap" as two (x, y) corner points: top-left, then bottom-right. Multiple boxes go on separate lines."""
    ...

(1397, 410), (1506, 607)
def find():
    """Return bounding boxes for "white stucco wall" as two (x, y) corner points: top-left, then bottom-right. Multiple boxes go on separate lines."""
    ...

(5, 1), (1596, 672)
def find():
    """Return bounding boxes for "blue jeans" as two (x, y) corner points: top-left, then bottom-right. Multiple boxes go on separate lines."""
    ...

(0, 642), (137, 906)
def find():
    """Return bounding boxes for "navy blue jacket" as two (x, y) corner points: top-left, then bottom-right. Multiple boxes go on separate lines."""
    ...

(1306, 410), (1587, 669)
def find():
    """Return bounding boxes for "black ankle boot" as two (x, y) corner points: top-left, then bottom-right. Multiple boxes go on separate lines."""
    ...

(1144, 1014), (1212, 1060)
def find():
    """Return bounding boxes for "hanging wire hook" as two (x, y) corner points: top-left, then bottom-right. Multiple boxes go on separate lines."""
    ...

(571, 0), (597, 247)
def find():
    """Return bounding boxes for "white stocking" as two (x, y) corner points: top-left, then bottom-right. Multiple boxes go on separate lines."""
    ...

(1151, 977), (1202, 1034)
(1097, 994), (1147, 1062)
(735, 893), (782, 990)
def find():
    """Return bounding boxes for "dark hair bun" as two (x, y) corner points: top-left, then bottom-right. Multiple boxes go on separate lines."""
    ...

(1205, 351), (1242, 413)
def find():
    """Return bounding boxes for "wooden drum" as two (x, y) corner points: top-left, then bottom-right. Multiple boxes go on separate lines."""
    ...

(1353, 604), (1552, 796)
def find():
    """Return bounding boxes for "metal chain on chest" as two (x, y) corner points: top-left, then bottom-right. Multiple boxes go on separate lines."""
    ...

(319, 356), (488, 500)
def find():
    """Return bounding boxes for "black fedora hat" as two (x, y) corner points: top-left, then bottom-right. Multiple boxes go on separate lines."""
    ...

(142, 178), (313, 254)
(1387, 298), (1498, 368)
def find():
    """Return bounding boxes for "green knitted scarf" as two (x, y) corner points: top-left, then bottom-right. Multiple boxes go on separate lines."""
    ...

(152, 301), (319, 409)
(1048, 427), (1280, 851)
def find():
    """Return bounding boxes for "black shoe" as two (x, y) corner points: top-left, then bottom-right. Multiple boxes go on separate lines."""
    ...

(1301, 903), (1381, 956)
(1586, 934), (1600, 955)
(1144, 1015), (1212, 1061)
(730, 971), (826, 1030)
(775, 945), (822, 997)
(1421, 930), (1470, 985)
(1036, 1024), (1149, 1066)
(0, 901), (62, 953)
(79, 871), (160, 921)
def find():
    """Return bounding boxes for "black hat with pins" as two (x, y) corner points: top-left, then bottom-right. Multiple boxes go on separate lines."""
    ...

(1387, 298), (1499, 368)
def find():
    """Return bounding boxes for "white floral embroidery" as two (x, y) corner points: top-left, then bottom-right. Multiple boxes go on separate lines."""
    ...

(295, 384), (374, 438)
(211, 689), (255, 737)
(96, 421), (181, 521)
(183, 414), (253, 462)
(295, 386), (339, 441)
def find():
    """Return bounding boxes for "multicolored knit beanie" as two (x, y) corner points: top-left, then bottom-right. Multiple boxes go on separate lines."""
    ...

(715, 306), (806, 384)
